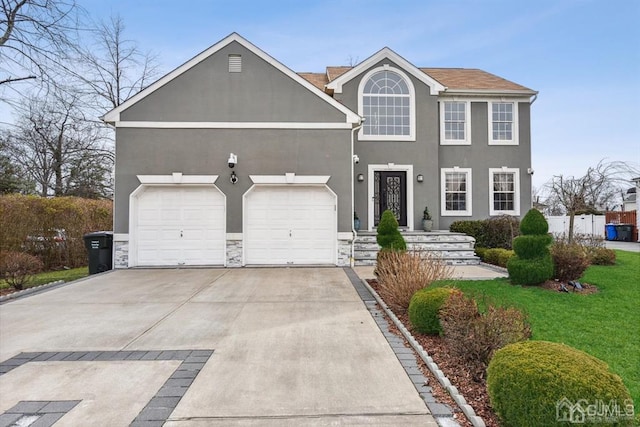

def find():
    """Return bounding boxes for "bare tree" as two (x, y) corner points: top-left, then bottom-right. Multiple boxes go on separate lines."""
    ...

(544, 160), (640, 242)
(2, 89), (113, 197)
(0, 0), (81, 87)
(73, 13), (159, 113)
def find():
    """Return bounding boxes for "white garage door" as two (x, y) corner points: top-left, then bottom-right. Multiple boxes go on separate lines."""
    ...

(245, 186), (336, 265)
(135, 186), (225, 266)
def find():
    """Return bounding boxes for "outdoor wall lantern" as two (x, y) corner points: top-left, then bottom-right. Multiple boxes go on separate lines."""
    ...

(228, 153), (238, 184)
(357, 174), (364, 182)
(417, 174), (424, 183)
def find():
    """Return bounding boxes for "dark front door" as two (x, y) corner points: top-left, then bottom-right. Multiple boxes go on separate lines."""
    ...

(375, 171), (407, 227)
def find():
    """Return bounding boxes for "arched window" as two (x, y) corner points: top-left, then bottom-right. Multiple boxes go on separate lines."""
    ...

(360, 68), (413, 139)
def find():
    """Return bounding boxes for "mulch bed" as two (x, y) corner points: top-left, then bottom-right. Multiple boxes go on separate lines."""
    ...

(0, 288), (18, 297)
(369, 279), (502, 427)
(539, 280), (598, 294)
(368, 276), (600, 427)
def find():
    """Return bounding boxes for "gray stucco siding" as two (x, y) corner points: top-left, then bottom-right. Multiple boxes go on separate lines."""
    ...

(338, 59), (441, 230)
(438, 101), (533, 229)
(114, 127), (353, 234)
(120, 42), (346, 123)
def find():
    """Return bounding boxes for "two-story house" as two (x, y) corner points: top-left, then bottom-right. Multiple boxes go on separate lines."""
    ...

(103, 33), (537, 268)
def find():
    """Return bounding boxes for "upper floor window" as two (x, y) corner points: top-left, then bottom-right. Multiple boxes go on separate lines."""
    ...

(489, 168), (520, 215)
(440, 101), (470, 145)
(441, 168), (472, 216)
(489, 102), (518, 145)
(358, 66), (415, 141)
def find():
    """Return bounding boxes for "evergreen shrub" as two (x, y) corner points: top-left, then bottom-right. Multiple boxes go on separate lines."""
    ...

(487, 341), (633, 427)
(507, 209), (554, 285)
(408, 287), (459, 335)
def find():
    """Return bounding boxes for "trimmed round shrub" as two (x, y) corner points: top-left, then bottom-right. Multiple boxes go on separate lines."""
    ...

(519, 208), (548, 235)
(408, 287), (459, 335)
(482, 248), (515, 267)
(487, 341), (633, 427)
(507, 254), (555, 286)
(511, 234), (553, 259)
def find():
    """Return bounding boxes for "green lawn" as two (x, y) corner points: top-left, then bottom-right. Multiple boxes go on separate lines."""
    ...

(434, 250), (640, 407)
(0, 266), (89, 289)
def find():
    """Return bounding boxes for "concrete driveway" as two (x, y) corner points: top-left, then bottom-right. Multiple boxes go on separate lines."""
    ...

(0, 268), (437, 426)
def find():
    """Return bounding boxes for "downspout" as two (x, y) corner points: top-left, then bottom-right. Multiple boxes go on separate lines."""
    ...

(351, 118), (365, 267)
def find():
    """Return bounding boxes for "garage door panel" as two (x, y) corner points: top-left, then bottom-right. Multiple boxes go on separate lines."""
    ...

(135, 186), (225, 266)
(245, 186), (336, 265)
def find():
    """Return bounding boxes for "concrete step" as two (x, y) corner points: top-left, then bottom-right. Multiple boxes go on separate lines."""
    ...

(353, 230), (480, 266)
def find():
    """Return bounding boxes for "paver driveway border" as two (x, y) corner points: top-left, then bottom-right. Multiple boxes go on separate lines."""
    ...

(0, 268), (449, 426)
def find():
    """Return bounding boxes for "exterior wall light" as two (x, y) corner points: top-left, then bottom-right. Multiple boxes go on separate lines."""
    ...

(357, 174), (364, 182)
(230, 170), (238, 184)
(417, 174), (424, 183)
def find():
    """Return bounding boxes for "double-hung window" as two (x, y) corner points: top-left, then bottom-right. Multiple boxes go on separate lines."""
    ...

(489, 102), (518, 145)
(440, 101), (470, 144)
(489, 168), (520, 215)
(441, 168), (472, 216)
(359, 67), (415, 140)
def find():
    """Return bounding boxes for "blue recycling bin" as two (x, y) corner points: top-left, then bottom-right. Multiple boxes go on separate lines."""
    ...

(605, 224), (617, 241)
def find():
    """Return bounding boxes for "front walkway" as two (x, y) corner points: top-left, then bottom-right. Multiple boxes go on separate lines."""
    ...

(354, 263), (507, 281)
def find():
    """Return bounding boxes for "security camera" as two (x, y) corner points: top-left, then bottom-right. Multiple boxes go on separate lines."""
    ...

(230, 171), (238, 184)
(353, 154), (360, 164)
(228, 153), (237, 168)
(527, 168), (534, 175)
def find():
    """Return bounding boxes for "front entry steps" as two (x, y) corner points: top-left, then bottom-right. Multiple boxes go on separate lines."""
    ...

(354, 231), (479, 266)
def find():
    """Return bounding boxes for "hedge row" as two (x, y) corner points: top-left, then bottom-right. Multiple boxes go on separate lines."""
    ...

(450, 215), (520, 249)
(0, 195), (113, 270)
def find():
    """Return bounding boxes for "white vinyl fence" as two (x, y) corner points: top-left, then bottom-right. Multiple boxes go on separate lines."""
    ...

(546, 215), (606, 238)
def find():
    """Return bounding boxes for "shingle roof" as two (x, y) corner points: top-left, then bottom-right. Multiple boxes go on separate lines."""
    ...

(420, 68), (534, 92)
(297, 72), (328, 91)
(326, 67), (352, 81)
(298, 65), (535, 94)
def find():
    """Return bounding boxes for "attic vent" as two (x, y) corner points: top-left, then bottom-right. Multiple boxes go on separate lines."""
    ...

(229, 54), (242, 73)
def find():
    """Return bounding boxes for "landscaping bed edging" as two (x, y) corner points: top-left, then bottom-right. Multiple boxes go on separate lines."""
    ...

(359, 277), (486, 427)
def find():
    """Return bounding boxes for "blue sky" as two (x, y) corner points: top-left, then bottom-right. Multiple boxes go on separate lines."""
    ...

(14, 0), (640, 190)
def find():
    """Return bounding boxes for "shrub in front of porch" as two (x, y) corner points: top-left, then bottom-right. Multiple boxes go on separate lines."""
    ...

(376, 210), (406, 251)
(376, 251), (453, 313)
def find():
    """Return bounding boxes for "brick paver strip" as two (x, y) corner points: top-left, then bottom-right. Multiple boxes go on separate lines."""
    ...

(343, 267), (458, 424)
(0, 400), (80, 427)
(0, 349), (214, 426)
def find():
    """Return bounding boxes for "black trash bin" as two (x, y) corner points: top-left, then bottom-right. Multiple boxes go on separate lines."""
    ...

(615, 224), (633, 242)
(83, 231), (113, 274)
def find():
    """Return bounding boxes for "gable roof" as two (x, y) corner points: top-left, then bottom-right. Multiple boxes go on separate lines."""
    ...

(325, 47), (446, 95)
(103, 33), (361, 124)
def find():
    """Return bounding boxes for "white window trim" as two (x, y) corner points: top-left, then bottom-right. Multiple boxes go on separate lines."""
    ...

(357, 65), (416, 142)
(489, 167), (520, 216)
(440, 100), (471, 145)
(367, 164), (414, 231)
(440, 167), (472, 216)
(488, 101), (519, 145)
